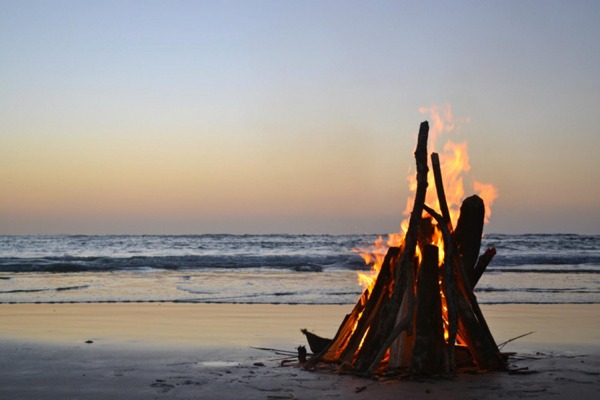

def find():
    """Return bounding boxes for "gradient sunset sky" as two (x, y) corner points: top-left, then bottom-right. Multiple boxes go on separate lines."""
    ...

(1, 0), (599, 234)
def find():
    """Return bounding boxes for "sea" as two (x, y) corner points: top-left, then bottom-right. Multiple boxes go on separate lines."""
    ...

(0, 234), (599, 305)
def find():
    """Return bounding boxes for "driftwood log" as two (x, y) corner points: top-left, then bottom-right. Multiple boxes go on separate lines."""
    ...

(454, 195), (485, 285)
(412, 244), (444, 374)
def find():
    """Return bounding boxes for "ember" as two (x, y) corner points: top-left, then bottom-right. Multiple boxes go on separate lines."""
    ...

(304, 120), (506, 376)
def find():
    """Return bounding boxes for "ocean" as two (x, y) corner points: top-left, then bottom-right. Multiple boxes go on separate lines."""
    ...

(1, 234), (599, 305)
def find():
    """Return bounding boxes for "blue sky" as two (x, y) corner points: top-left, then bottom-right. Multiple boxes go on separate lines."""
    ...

(1, 0), (599, 234)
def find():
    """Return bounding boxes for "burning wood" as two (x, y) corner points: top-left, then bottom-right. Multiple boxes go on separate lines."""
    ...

(305, 121), (506, 376)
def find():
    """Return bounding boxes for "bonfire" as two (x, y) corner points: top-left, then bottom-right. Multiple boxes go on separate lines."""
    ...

(303, 118), (506, 377)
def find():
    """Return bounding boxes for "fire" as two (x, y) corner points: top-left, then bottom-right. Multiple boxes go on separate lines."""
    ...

(354, 104), (498, 341)
(355, 236), (387, 291)
(474, 181), (499, 223)
(438, 141), (470, 227)
(310, 117), (505, 375)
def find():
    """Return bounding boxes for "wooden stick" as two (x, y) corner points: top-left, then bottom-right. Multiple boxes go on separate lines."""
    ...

(412, 244), (445, 374)
(309, 289), (367, 363)
(358, 121), (430, 375)
(308, 246), (401, 366)
(339, 246), (400, 362)
(430, 151), (460, 370)
(423, 204), (458, 371)
(454, 195), (485, 284)
(425, 200), (502, 370)
(498, 331), (535, 350)
(471, 247), (496, 289)
(431, 152), (452, 230)
(452, 251), (504, 370)
(388, 276), (415, 368)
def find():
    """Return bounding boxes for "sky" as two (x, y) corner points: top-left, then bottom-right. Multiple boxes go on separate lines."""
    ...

(1, 0), (599, 235)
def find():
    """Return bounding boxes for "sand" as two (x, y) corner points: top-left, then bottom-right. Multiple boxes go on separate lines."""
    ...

(1, 303), (599, 399)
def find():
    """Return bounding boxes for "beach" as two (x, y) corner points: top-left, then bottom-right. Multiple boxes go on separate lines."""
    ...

(1, 303), (598, 399)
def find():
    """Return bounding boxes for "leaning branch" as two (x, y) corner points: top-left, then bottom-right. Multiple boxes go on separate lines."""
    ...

(360, 121), (430, 375)
(431, 152), (452, 230)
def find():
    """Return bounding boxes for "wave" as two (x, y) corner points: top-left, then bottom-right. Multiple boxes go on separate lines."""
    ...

(488, 267), (600, 274)
(488, 253), (600, 267)
(0, 285), (89, 294)
(0, 254), (364, 273)
(476, 287), (600, 294)
(2, 255), (599, 274)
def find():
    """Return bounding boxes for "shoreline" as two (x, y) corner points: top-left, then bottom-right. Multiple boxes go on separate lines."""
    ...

(1, 303), (599, 399)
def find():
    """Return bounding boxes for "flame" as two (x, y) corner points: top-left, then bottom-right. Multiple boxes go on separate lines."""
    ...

(474, 181), (498, 223)
(439, 141), (470, 227)
(431, 225), (445, 265)
(353, 104), (498, 347)
(355, 236), (387, 291)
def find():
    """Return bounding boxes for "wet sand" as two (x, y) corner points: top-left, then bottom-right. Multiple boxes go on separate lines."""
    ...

(1, 303), (599, 399)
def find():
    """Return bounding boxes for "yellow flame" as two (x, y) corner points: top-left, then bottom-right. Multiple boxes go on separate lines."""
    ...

(358, 327), (370, 350)
(355, 236), (387, 293)
(431, 226), (444, 266)
(415, 244), (423, 265)
(386, 232), (404, 247)
(439, 279), (450, 341)
(440, 141), (470, 228)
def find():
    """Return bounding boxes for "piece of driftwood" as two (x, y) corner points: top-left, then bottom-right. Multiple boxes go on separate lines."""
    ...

(452, 241), (504, 370)
(448, 195), (504, 370)
(431, 152), (452, 229)
(311, 290), (367, 363)
(355, 121), (430, 375)
(339, 246), (400, 363)
(388, 278), (416, 368)
(313, 122), (429, 375)
(308, 246), (401, 366)
(412, 244), (445, 374)
(429, 152), (461, 371)
(423, 203), (458, 371)
(424, 197), (502, 371)
(297, 345), (307, 362)
(301, 329), (331, 354)
(471, 247), (496, 289)
(454, 195), (485, 281)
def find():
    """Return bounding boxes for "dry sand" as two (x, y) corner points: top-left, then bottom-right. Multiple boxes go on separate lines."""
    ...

(1, 303), (599, 399)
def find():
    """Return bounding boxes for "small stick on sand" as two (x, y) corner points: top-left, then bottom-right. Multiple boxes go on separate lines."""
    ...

(498, 331), (535, 350)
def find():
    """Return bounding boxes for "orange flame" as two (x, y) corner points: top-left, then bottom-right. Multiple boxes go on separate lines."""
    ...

(474, 181), (499, 223)
(355, 236), (387, 291)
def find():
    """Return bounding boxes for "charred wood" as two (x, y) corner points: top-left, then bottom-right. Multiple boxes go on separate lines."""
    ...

(301, 329), (332, 354)
(425, 203), (503, 371)
(471, 247), (496, 289)
(454, 195), (485, 284)
(412, 244), (445, 374)
(423, 204), (458, 371)
(431, 152), (452, 230)
(339, 246), (400, 362)
(388, 255), (422, 368)
(310, 290), (367, 363)
(453, 251), (504, 371)
(307, 246), (401, 365)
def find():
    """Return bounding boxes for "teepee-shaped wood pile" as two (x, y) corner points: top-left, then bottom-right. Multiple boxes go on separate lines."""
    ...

(306, 121), (505, 376)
